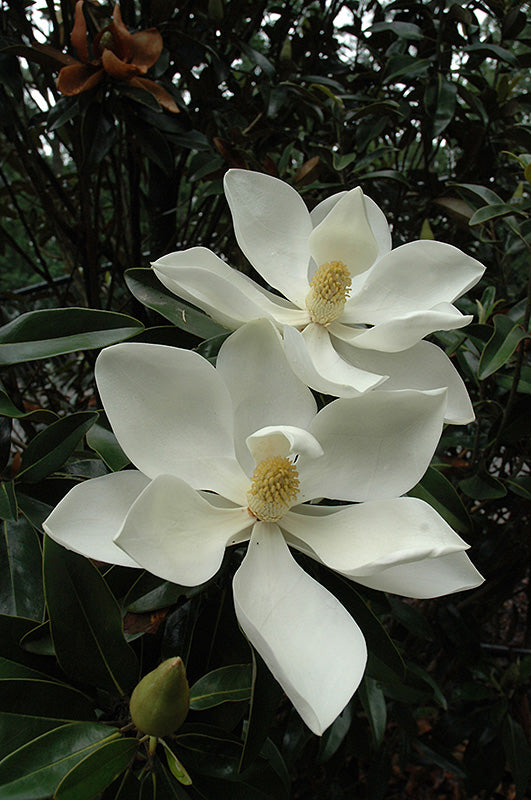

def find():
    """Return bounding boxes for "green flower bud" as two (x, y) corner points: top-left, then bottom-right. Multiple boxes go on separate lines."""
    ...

(130, 657), (189, 737)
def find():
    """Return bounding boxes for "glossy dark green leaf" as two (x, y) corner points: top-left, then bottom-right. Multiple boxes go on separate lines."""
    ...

(125, 574), (204, 613)
(317, 702), (352, 764)
(0, 722), (118, 800)
(387, 596), (434, 640)
(408, 663), (447, 709)
(0, 309), (144, 366)
(43, 537), (138, 695)
(465, 42), (517, 64)
(190, 664), (252, 710)
(0, 677), (94, 720)
(506, 475), (531, 499)
(408, 467), (469, 534)
(173, 727), (243, 779)
(0, 481), (17, 521)
(20, 620), (56, 656)
(0, 712), (63, 760)
(160, 738), (192, 785)
(0, 614), (38, 666)
(196, 333), (230, 360)
(0, 387), (55, 422)
(239, 650), (283, 773)
(369, 21), (423, 39)
(359, 676), (386, 747)
(459, 472), (506, 499)
(55, 736), (139, 800)
(478, 314), (528, 379)
(19, 412), (99, 483)
(125, 268), (226, 340)
(470, 202), (526, 226)
(501, 715), (531, 800)
(100, 768), (141, 800)
(0, 656), (55, 681)
(320, 572), (405, 683)
(152, 760), (190, 800)
(433, 76), (457, 137)
(86, 419), (130, 472)
(0, 516), (44, 621)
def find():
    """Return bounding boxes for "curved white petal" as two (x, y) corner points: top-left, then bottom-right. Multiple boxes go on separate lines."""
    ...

(346, 307), (472, 352)
(247, 425), (323, 464)
(43, 471), (149, 567)
(283, 323), (386, 396)
(233, 523), (367, 735)
(298, 389), (447, 502)
(282, 497), (469, 577)
(216, 320), (316, 474)
(354, 551), (484, 598)
(309, 188), (378, 279)
(332, 338), (474, 424)
(153, 248), (308, 330)
(343, 240), (485, 324)
(95, 342), (248, 503)
(310, 192), (392, 259)
(115, 474), (252, 585)
(224, 170), (312, 306)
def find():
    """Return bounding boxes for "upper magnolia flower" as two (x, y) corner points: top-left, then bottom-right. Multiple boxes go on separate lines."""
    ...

(153, 170), (485, 423)
(43, 320), (483, 735)
(57, 1), (178, 113)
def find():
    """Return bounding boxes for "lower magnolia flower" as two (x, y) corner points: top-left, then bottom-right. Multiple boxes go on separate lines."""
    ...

(152, 170), (485, 423)
(43, 320), (483, 734)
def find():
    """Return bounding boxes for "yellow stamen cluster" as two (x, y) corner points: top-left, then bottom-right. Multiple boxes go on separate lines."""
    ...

(247, 456), (300, 522)
(305, 260), (352, 325)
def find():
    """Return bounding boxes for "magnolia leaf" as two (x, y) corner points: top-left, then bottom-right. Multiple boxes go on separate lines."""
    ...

(43, 538), (138, 696)
(19, 412), (99, 483)
(0, 309), (143, 366)
(239, 650), (283, 774)
(125, 268), (226, 340)
(359, 676), (387, 747)
(86, 419), (129, 472)
(54, 736), (140, 800)
(160, 738), (192, 785)
(478, 314), (528, 379)
(0, 516), (44, 620)
(190, 664), (252, 710)
(0, 722), (118, 800)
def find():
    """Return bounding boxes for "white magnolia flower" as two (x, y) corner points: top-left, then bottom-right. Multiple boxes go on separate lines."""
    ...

(153, 170), (485, 424)
(43, 320), (483, 735)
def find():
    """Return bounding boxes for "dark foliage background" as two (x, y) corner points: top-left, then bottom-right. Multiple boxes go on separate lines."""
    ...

(0, 0), (530, 798)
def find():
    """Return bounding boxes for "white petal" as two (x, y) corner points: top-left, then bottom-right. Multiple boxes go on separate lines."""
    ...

(43, 471), (149, 567)
(282, 497), (469, 576)
(310, 192), (392, 259)
(283, 323), (387, 396)
(298, 389), (446, 502)
(309, 188), (378, 279)
(347, 307), (472, 352)
(95, 343), (248, 504)
(354, 551), (484, 598)
(246, 425), (323, 464)
(153, 247), (308, 330)
(224, 170), (312, 306)
(216, 320), (316, 474)
(115, 474), (252, 585)
(332, 338), (474, 424)
(344, 240), (485, 324)
(233, 523), (367, 735)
